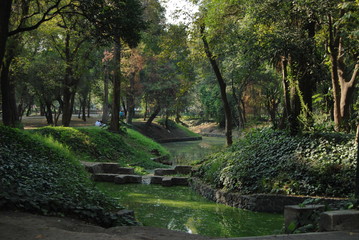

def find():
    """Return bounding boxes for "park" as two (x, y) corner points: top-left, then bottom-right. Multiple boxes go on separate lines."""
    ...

(0, 0), (358, 239)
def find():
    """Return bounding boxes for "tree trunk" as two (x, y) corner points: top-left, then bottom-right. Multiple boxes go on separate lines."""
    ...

(0, 0), (11, 70)
(126, 72), (136, 124)
(145, 105), (161, 128)
(143, 96), (148, 121)
(102, 62), (110, 123)
(281, 56), (291, 128)
(201, 25), (233, 146)
(45, 102), (54, 125)
(1, 45), (18, 127)
(87, 93), (91, 118)
(328, 15), (359, 132)
(355, 125), (359, 200)
(109, 40), (121, 132)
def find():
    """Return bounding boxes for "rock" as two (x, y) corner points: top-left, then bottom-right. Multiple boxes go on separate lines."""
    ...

(150, 176), (163, 184)
(82, 162), (135, 174)
(161, 177), (173, 187)
(284, 205), (325, 233)
(174, 166), (192, 175)
(100, 164), (135, 174)
(114, 175), (142, 184)
(171, 177), (188, 186)
(320, 210), (359, 231)
(154, 169), (176, 176)
(92, 174), (118, 182)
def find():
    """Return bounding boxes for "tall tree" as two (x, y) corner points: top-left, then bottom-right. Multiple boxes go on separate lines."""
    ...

(79, 0), (145, 132)
(200, 24), (233, 146)
(0, 0), (69, 127)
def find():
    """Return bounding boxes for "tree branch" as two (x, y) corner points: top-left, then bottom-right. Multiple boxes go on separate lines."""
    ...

(8, 1), (70, 36)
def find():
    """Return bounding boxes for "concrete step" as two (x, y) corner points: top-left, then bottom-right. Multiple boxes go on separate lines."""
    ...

(320, 210), (359, 231)
(114, 175), (142, 184)
(92, 173), (118, 182)
(82, 162), (135, 174)
(154, 165), (192, 176)
(150, 176), (189, 187)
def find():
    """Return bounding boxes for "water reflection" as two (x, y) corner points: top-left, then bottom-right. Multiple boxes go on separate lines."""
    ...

(162, 137), (226, 165)
(97, 183), (283, 238)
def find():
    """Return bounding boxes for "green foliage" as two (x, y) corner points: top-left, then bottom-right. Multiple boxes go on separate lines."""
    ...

(32, 126), (168, 169)
(0, 126), (131, 227)
(195, 128), (356, 197)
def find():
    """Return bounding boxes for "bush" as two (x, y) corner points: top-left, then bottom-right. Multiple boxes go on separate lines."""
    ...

(194, 128), (356, 197)
(0, 126), (133, 227)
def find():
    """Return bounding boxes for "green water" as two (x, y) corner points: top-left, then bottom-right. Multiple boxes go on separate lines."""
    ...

(97, 183), (284, 238)
(162, 136), (226, 165)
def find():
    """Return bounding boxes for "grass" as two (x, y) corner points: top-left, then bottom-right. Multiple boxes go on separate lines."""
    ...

(0, 125), (132, 227)
(32, 126), (170, 171)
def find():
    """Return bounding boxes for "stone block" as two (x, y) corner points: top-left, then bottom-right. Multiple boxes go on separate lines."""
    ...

(174, 166), (192, 175)
(154, 168), (176, 176)
(161, 177), (173, 187)
(320, 210), (359, 231)
(284, 205), (325, 233)
(92, 174), (118, 182)
(114, 175), (142, 184)
(150, 176), (163, 184)
(171, 177), (189, 186)
(101, 163), (135, 174)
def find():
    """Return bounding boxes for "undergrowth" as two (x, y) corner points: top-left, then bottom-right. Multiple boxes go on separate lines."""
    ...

(0, 126), (133, 227)
(194, 128), (357, 198)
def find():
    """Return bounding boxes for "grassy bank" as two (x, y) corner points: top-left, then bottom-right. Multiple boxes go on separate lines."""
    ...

(0, 126), (130, 227)
(32, 126), (170, 171)
(194, 128), (356, 198)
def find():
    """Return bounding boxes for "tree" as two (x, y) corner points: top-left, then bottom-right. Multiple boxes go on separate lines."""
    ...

(200, 23), (233, 146)
(0, 0), (69, 127)
(79, 0), (146, 132)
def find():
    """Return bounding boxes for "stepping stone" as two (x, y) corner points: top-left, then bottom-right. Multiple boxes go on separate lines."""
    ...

(171, 177), (189, 186)
(154, 168), (176, 176)
(150, 176), (163, 184)
(162, 177), (173, 187)
(114, 175), (142, 184)
(174, 166), (192, 175)
(99, 163), (135, 174)
(320, 210), (359, 231)
(92, 173), (118, 182)
(82, 162), (135, 174)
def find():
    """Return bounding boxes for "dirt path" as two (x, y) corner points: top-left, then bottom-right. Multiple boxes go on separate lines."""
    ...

(0, 211), (210, 240)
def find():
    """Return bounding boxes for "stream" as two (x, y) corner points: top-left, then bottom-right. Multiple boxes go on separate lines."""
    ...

(97, 137), (284, 238)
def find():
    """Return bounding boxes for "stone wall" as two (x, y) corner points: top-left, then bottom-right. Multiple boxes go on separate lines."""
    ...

(189, 178), (349, 213)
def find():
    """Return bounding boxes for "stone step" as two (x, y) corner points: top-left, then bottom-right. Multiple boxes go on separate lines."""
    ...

(320, 210), (359, 231)
(82, 162), (135, 174)
(150, 176), (189, 187)
(174, 165), (192, 175)
(92, 173), (118, 182)
(114, 175), (142, 184)
(154, 165), (193, 176)
(154, 169), (177, 176)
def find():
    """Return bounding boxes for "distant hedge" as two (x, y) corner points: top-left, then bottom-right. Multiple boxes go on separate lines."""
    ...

(194, 128), (356, 198)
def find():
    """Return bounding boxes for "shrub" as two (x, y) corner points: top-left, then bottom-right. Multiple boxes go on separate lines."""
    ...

(194, 128), (356, 197)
